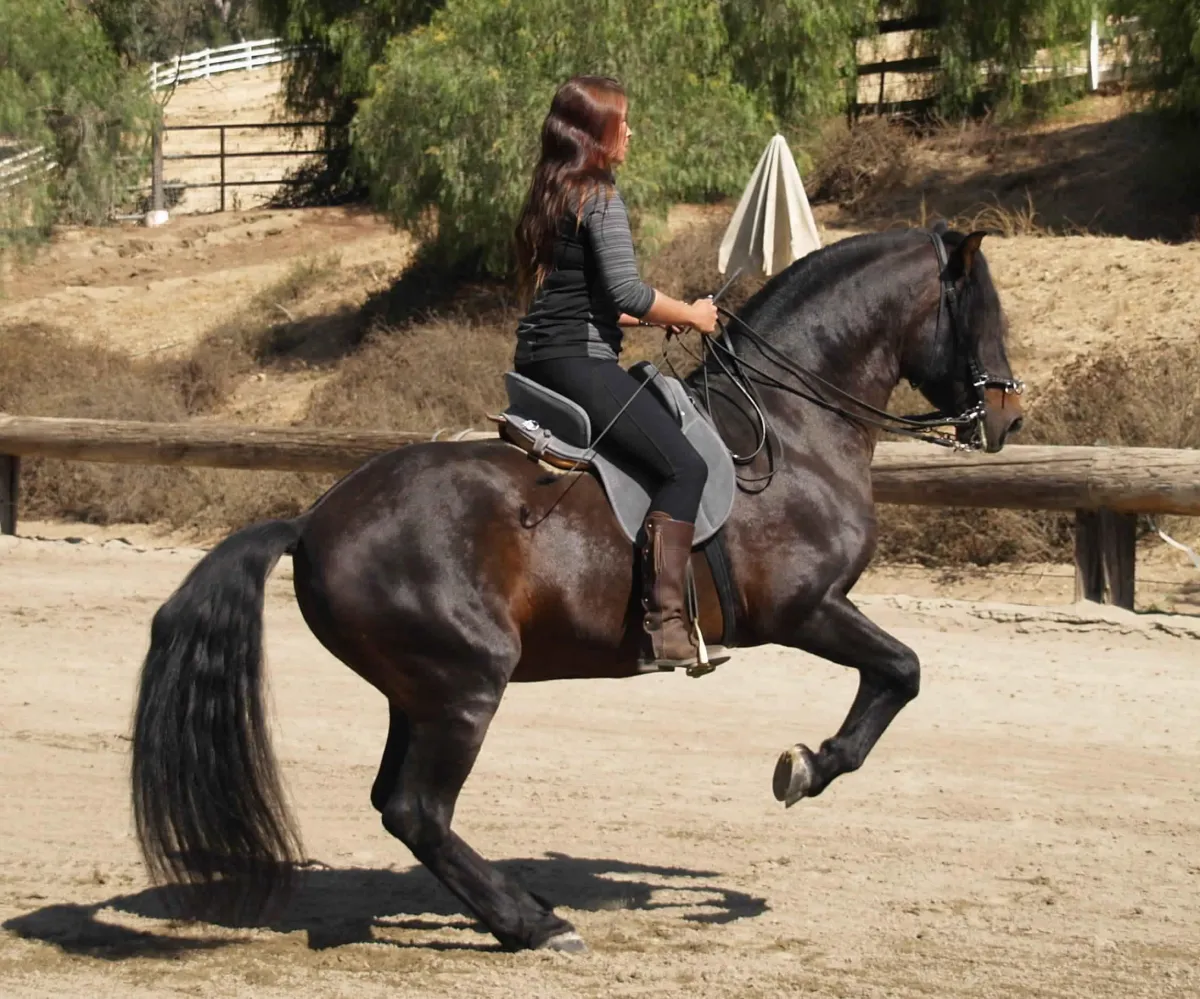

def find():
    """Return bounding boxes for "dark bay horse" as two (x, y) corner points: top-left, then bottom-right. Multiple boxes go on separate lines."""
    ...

(132, 227), (1023, 953)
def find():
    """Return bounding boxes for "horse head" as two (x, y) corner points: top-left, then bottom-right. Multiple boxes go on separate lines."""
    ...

(902, 225), (1024, 453)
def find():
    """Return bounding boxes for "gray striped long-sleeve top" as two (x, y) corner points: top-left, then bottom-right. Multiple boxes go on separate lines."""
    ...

(514, 187), (656, 365)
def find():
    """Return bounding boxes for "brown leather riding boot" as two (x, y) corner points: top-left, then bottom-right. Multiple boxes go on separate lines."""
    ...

(640, 511), (699, 668)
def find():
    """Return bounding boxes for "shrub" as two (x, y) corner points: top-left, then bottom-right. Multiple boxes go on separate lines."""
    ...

(722, 0), (875, 120)
(351, 0), (770, 274)
(0, 0), (157, 246)
(1112, 0), (1200, 115)
(809, 116), (915, 209)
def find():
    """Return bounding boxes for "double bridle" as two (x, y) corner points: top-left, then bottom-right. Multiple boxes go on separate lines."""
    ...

(918, 232), (1025, 447)
(677, 231), (1024, 481)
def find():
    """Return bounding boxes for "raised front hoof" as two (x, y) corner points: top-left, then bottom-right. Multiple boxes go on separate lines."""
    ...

(538, 930), (588, 954)
(772, 744), (818, 808)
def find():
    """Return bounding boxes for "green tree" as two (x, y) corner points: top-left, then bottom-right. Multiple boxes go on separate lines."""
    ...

(256, 0), (438, 121)
(87, 1), (270, 65)
(252, 0), (440, 196)
(904, 0), (1098, 113)
(723, 0), (875, 120)
(1, 0), (157, 245)
(1111, 0), (1200, 114)
(351, 0), (770, 274)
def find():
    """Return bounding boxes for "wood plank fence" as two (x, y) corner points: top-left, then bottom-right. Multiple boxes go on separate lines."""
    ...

(1, 414), (1197, 608)
(854, 16), (1133, 117)
(0, 146), (55, 194)
(152, 121), (333, 213)
(148, 38), (296, 91)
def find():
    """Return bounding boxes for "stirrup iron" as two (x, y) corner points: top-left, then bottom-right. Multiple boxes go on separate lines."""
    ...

(684, 567), (723, 677)
(686, 614), (717, 678)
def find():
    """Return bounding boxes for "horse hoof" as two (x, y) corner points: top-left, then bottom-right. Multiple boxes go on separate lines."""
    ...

(539, 931), (588, 954)
(772, 744), (817, 807)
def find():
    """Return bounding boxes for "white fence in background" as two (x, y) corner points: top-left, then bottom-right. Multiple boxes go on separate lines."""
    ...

(0, 146), (55, 194)
(855, 16), (1138, 113)
(148, 38), (296, 91)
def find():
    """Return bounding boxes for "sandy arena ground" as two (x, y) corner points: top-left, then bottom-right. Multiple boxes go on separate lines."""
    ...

(0, 535), (1197, 998)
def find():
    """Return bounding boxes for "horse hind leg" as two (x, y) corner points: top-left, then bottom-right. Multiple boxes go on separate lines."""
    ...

(376, 701), (583, 952)
(370, 704), (410, 814)
(774, 593), (920, 806)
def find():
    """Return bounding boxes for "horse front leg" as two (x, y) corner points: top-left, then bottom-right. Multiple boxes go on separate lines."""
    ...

(772, 593), (920, 806)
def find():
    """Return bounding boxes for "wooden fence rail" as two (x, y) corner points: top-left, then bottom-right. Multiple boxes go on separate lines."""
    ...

(1, 414), (1197, 608)
(853, 17), (1133, 117)
(148, 38), (296, 91)
(155, 121), (333, 213)
(0, 146), (55, 194)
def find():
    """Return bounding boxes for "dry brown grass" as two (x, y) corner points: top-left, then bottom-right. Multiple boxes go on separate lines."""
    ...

(303, 319), (512, 432)
(1027, 342), (1199, 451)
(816, 96), (1200, 242)
(6, 213), (1197, 561)
(809, 117), (916, 211)
(876, 338), (1200, 566)
(954, 190), (1048, 237)
(0, 255), (348, 534)
(0, 324), (325, 530)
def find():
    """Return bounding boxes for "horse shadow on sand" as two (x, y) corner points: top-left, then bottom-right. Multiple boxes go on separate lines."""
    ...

(3, 853), (768, 957)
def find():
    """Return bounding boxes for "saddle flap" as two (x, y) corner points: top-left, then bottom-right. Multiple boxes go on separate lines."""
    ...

(627, 360), (681, 425)
(504, 371), (592, 449)
(496, 368), (736, 550)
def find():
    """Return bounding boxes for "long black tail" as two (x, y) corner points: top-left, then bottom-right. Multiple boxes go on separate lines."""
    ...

(131, 517), (306, 922)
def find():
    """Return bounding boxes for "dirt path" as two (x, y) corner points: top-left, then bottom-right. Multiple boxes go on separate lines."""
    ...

(1, 537), (1197, 997)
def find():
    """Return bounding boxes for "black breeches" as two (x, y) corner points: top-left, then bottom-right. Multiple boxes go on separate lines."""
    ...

(516, 356), (708, 524)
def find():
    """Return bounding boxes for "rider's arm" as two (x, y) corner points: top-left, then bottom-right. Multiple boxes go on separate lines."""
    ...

(586, 189), (716, 333)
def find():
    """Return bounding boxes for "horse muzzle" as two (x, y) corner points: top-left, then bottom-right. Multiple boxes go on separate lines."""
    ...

(979, 384), (1024, 453)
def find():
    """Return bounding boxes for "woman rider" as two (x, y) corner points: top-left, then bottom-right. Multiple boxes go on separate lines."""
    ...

(513, 75), (718, 670)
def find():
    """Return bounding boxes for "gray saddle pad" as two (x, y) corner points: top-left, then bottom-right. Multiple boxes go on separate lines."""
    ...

(502, 364), (735, 547)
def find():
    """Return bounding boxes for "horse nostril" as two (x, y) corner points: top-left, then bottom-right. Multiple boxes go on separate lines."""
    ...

(1009, 417), (1024, 436)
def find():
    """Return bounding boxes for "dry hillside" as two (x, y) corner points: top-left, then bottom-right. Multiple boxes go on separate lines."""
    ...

(0, 75), (1196, 607)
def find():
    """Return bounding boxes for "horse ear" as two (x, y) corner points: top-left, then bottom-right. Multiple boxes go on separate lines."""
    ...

(931, 219), (949, 236)
(951, 229), (988, 280)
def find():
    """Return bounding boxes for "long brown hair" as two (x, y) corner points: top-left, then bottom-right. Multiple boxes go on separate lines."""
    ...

(515, 76), (627, 297)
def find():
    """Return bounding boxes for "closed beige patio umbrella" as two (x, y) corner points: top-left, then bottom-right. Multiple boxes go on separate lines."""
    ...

(718, 133), (821, 279)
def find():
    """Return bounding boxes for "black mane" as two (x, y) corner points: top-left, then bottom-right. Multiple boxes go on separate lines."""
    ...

(737, 229), (927, 326)
(731, 226), (1007, 371)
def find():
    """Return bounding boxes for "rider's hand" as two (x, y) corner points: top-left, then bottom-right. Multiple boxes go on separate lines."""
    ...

(689, 297), (718, 335)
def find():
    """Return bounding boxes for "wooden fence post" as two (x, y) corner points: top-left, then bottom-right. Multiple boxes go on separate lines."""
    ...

(0, 455), (17, 536)
(219, 126), (226, 212)
(1074, 508), (1136, 609)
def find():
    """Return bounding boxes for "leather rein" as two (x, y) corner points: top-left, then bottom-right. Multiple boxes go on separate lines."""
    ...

(680, 231), (1024, 470)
